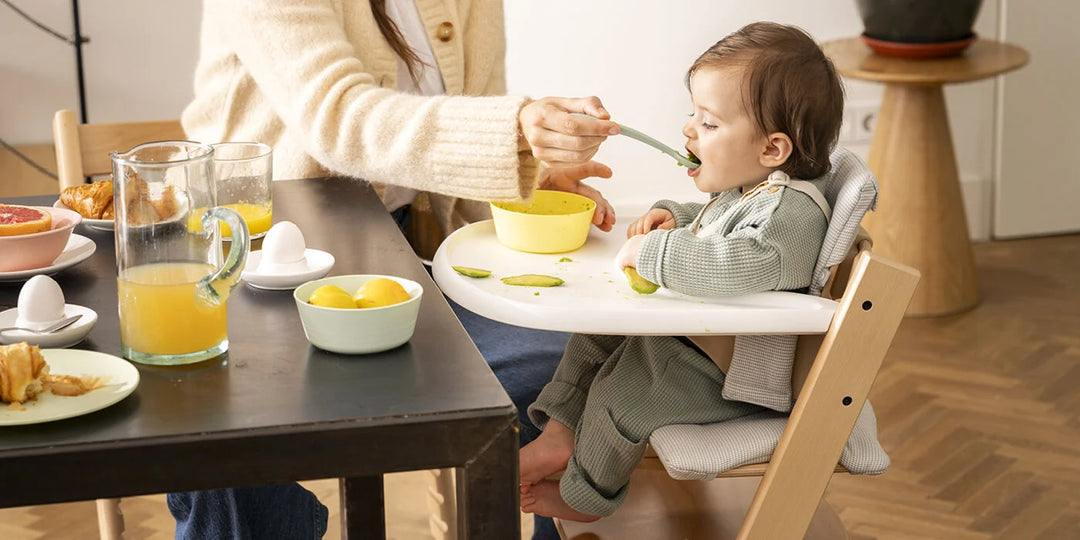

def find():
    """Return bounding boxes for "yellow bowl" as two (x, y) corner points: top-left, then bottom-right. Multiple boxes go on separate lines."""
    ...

(490, 190), (596, 254)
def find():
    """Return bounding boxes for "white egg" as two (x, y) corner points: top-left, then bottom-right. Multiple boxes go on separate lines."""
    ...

(16, 274), (66, 327)
(257, 221), (309, 274)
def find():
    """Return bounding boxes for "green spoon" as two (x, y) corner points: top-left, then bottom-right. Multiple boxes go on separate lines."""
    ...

(572, 113), (700, 168)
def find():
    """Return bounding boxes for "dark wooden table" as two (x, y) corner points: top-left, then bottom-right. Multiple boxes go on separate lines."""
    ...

(0, 178), (520, 539)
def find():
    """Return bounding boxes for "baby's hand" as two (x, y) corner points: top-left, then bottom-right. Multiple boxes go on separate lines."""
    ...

(614, 234), (646, 270)
(626, 208), (675, 238)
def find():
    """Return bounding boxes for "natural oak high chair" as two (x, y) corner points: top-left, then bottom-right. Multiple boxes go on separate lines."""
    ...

(428, 148), (920, 539)
(556, 236), (918, 539)
(52, 109), (184, 540)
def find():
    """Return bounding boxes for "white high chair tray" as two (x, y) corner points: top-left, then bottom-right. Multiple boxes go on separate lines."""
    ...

(432, 212), (838, 336)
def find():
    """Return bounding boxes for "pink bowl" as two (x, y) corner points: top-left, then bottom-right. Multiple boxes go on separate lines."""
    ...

(0, 206), (82, 272)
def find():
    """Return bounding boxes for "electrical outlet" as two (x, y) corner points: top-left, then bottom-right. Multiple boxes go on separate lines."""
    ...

(842, 101), (879, 144)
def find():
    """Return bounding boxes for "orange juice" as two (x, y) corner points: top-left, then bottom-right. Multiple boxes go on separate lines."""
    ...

(220, 203), (272, 237)
(118, 262), (227, 356)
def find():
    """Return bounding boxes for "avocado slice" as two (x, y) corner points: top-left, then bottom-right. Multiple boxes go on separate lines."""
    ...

(452, 266), (492, 278)
(501, 274), (564, 287)
(624, 267), (659, 294)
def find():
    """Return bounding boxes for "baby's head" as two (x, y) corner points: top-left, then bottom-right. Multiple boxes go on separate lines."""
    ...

(683, 22), (843, 192)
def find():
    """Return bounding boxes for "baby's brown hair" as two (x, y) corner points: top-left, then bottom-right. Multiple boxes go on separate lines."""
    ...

(687, 22), (844, 179)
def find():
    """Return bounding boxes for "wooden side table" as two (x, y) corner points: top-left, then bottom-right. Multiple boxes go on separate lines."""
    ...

(821, 38), (1028, 316)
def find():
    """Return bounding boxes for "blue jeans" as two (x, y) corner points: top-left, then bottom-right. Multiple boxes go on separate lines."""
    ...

(169, 298), (566, 540)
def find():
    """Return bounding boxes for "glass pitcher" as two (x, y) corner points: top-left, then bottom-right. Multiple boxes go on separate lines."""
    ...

(111, 141), (249, 365)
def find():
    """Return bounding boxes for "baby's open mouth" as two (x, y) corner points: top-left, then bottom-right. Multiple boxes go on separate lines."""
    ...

(686, 149), (701, 178)
(685, 149), (700, 172)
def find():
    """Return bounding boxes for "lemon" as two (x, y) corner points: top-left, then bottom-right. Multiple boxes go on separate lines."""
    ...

(308, 285), (357, 309)
(354, 278), (411, 308)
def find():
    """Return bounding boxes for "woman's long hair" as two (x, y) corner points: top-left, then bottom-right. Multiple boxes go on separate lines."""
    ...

(370, 0), (425, 85)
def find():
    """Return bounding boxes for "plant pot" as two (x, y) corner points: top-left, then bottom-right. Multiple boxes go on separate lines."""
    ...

(856, 0), (983, 44)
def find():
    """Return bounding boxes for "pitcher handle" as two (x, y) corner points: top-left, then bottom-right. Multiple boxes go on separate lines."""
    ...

(197, 206), (250, 307)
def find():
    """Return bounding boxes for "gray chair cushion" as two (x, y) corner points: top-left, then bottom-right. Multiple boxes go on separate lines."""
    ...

(651, 401), (889, 480)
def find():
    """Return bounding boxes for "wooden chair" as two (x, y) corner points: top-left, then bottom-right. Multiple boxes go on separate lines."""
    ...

(556, 238), (919, 539)
(52, 109), (185, 540)
(53, 109), (185, 190)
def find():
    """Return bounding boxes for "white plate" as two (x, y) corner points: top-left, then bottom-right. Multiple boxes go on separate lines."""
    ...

(0, 235), (96, 283)
(0, 305), (99, 348)
(241, 249), (335, 290)
(0, 348), (139, 426)
(53, 200), (113, 231)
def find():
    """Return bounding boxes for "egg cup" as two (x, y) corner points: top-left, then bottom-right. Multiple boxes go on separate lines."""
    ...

(0, 304), (98, 348)
(241, 249), (335, 290)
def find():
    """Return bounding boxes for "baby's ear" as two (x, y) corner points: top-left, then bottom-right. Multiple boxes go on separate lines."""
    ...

(760, 132), (793, 168)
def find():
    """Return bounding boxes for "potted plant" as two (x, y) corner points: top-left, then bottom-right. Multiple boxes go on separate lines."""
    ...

(856, 0), (983, 57)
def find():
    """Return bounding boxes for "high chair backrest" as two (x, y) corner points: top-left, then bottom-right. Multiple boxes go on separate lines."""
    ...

(742, 241), (917, 539)
(52, 109), (185, 190)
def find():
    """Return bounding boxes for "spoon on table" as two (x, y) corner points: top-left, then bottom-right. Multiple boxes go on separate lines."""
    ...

(0, 314), (83, 335)
(572, 113), (700, 168)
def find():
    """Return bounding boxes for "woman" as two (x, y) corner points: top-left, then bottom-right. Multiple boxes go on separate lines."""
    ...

(169, 0), (617, 538)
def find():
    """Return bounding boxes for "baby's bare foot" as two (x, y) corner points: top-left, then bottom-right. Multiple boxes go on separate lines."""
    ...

(519, 420), (575, 486)
(520, 479), (600, 523)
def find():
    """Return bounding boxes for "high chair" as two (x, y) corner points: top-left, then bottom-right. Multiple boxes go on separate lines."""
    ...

(429, 148), (920, 539)
(52, 109), (185, 540)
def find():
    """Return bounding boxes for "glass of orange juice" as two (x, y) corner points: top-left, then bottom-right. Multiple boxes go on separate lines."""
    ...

(212, 142), (273, 239)
(111, 141), (249, 365)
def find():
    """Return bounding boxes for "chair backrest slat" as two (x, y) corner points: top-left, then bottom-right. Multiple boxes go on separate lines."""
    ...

(738, 251), (919, 539)
(52, 109), (184, 190)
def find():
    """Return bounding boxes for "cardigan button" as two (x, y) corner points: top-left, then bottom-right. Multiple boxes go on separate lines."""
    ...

(436, 22), (454, 42)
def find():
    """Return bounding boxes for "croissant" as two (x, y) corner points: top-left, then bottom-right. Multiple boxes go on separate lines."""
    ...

(0, 342), (49, 405)
(60, 180), (114, 220)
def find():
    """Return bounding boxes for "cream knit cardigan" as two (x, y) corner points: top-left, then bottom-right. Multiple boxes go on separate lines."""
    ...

(183, 0), (540, 237)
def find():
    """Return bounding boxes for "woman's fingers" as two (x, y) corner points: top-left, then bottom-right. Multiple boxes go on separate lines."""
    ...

(520, 96), (619, 167)
(537, 161), (616, 232)
(574, 182), (615, 232)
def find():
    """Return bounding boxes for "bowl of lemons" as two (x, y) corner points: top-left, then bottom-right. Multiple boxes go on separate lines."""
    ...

(294, 274), (423, 354)
(490, 190), (596, 254)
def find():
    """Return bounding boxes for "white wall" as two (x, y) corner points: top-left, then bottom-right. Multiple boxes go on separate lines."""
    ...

(505, 1), (1001, 240)
(0, 0), (200, 143)
(2, 1), (1028, 240)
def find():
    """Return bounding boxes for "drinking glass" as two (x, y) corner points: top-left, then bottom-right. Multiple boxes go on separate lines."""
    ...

(212, 142), (273, 239)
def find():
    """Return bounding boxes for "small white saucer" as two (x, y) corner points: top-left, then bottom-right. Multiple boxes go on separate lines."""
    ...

(0, 304), (98, 348)
(241, 249), (335, 290)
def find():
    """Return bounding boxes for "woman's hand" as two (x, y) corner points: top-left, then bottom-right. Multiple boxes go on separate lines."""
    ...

(539, 161), (616, 232)
(519, 97), (620, 167)
(626, 208), (675, 238)
(614, 234), (646, 270)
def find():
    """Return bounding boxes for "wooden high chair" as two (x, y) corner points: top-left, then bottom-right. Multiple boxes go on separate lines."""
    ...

(557, 236), (919, 539)
(52, 109), (185, 540)
(427, 148), (919, 539)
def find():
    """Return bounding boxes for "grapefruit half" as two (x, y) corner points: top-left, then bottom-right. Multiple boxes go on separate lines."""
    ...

(0, 204), (53, 236)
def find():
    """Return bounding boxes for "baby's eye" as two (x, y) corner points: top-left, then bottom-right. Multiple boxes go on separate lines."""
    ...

(701, 121), (717, 130)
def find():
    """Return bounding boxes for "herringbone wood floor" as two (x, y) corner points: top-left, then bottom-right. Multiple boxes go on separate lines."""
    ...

(2, 234), (1077, 539)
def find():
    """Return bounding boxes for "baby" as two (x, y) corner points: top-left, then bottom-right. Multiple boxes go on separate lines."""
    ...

(518, 22), (845, 521)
